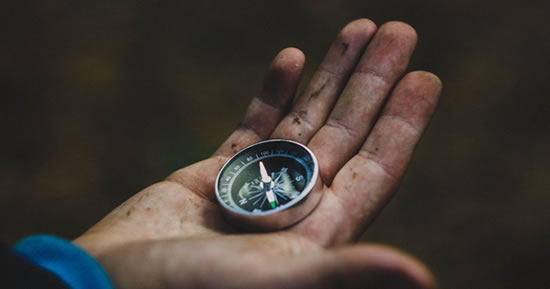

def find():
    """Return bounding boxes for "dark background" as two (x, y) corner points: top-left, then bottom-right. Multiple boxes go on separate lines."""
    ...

(2, 1), (549, 288)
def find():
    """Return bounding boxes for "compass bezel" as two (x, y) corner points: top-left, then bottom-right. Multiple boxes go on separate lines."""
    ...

(215, 139), (322, 230)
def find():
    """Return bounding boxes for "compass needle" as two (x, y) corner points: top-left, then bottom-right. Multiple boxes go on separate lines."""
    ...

(265, 189), (276, 208)
(259, 161), (272, 183)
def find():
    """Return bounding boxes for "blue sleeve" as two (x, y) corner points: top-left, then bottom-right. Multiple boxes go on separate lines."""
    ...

(12, 235), (114, 289)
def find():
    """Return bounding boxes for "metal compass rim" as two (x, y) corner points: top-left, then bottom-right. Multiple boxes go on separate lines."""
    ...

(215, 138), (320, 217)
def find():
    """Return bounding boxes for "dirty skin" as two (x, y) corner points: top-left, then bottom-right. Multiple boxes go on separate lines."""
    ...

(231, 143), (239, 153)
(340, 42), (349, 55)
(309, 81), (327, 100)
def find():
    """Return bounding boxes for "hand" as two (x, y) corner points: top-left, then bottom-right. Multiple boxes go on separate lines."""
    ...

(74, 19), (442, 289)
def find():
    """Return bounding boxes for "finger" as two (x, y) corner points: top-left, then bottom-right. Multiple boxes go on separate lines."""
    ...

(277, 244), (436, 289)
(310, 244), (437, 289)
(295, 71), (442, 246)
(97, 238), (435, 289)
(271, 19), (377, 143)
(308, 21), (418, 184)
(243, 244), (435, 289)
(214, 47), (305, 157)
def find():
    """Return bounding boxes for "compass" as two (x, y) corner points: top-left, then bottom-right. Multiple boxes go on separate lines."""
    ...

(215, 139), (322, 230)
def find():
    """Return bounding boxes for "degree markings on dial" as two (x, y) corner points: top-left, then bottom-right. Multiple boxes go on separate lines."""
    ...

(220, 153), (305, 186)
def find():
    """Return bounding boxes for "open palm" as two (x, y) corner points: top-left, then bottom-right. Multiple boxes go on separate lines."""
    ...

(74, 19), (442, 289)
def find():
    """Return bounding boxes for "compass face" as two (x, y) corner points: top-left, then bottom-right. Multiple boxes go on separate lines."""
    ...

(216, 139), (318, 216)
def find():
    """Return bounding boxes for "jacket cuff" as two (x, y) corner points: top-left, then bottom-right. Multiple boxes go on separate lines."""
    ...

(13, 235), (114, 289)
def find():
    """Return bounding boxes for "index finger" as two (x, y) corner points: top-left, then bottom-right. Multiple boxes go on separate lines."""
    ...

(215, 48), (305, 157)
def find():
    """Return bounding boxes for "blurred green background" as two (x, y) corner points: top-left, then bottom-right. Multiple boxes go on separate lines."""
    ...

(2, 0), (549, 288)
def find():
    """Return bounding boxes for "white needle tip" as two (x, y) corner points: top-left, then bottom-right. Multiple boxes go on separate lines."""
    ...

(259, 161), (271, 183)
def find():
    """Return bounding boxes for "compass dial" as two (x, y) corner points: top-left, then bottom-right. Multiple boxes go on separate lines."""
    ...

(235, 158), (307, 212)
(215, 139), (321, 230)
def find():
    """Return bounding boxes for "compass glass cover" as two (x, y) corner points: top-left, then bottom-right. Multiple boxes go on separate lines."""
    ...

(216, 140), (316, 214)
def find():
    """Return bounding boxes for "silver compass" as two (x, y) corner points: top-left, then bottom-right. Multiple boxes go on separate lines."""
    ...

(215, 139), (322, 230)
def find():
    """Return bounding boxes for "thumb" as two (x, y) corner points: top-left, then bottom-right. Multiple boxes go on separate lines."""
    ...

(285, 244), (437, 289)
(93, 238), (436, 289)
